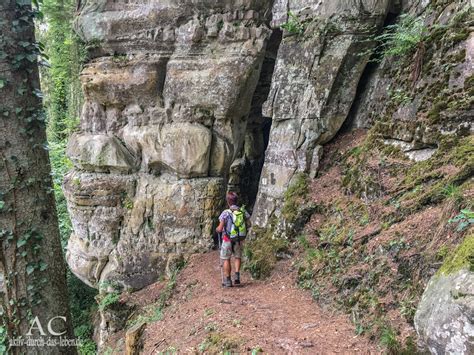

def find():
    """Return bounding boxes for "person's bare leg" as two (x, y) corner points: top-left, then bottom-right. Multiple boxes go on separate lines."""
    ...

(223, 259), (231, 277)
(234, 258), (241, 273)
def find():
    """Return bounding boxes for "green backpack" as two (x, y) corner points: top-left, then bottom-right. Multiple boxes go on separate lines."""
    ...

(227, 206), (247, 241)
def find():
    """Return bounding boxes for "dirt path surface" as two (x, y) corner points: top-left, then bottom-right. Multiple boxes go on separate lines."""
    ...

(141, 251), (379, 354)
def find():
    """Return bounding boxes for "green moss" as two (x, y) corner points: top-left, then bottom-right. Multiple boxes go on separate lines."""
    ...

(427, 100), (447, 123)
(438, 234), (474, 275)
(244, 221), (288, 279)
(282, 173), (309, 223)
(198, 332), (241, 353)
(123, 197), (133, 210)
(284, 173), (309, 200)
(436, 245), (450, 261)
(448, 29), (469, 44)
(402, 136), (473, 187)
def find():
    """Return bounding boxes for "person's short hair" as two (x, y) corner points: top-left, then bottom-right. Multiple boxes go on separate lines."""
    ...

(226, 192), (238, 206)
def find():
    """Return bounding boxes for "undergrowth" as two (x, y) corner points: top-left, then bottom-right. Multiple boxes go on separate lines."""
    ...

(296, 121), (472, 352)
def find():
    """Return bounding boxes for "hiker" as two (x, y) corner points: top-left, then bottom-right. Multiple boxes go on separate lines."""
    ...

(216, 192), (251, 287)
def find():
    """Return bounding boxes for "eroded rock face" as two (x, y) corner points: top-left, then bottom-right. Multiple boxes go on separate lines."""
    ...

(65, 0), (273, 289)
(252, 0), (392, 226)
(415, 269), (474, 355)
(348, 0), (473, 160)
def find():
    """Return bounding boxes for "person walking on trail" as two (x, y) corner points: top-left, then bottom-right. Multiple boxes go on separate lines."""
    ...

(216, 192), (251, 287)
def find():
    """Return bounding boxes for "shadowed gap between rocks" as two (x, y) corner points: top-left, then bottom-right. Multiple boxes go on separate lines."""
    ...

(229, 29), (283, 211)
(342, 9), (401, 132)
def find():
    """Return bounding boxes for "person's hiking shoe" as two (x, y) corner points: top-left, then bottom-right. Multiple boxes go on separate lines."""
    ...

(234, 272), (240, 285)
(223, 277), (232, 287)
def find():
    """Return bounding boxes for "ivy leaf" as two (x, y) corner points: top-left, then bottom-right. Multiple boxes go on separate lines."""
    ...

(26, 264), (35, 275)
(0, 201), (4, 210)
(0, 78), (6, 89)
(14, 53), (25, 61)
(15, 107), (22, 114)
(16, 238), (27, 248)
(26, 54), (37, 62)
(39, 261), (48, 271)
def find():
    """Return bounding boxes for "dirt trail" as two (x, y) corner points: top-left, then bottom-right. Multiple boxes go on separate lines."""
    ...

(140, 251), (379, 354)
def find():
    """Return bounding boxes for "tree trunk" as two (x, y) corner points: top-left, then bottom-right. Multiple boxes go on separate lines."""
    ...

(0, 1), (76, 354)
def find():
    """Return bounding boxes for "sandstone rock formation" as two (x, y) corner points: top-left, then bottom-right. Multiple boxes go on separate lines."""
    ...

(65, 0), (273, 290)
(66, 2), (473, 332)
(349, 0), (473, 161)
(415, 236), (474, 355)
(252, 0), (393, 227)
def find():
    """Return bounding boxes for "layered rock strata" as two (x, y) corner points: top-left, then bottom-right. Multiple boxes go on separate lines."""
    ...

(65, 0), (272, 290)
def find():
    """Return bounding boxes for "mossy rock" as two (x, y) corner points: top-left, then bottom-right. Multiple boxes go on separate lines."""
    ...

(244, 222), (289, 279)
(438, 234), (474, 275)
(281, 173), (309, 222)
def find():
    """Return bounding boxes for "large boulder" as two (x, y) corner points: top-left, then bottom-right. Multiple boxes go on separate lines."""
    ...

(415, 235), (474, 354)
(66, 0), (274, 290)
(252, 0), (392, 226)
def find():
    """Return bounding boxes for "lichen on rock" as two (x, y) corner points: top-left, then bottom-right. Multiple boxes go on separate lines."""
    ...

(415, 235), (474, 355)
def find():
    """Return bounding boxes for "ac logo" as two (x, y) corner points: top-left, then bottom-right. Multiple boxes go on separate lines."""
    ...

(26, 316), (67, 336)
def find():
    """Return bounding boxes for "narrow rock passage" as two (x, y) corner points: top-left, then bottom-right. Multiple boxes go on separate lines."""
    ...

(140, 251), (379, 353)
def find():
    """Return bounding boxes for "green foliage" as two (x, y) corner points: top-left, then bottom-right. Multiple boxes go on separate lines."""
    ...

(379, 326), (400, 353)
(48, 140), (73, 247)
(39, 1), (97, 351)
(448, 209), (474, 232)
(282, 173), (309, 222)
(281, 11), (306, 35)
(98, 292), (121, 311)
(0, 326), (7, 354)
(442, 184), (462, 201)
(244, 221), (288, 279)
(376, 14), (426, 60)
(388, 88), (412, 106)
(40, 0), (85, 141)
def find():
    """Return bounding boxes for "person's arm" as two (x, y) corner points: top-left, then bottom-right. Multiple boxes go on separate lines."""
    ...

(216, 219), (225, 233)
